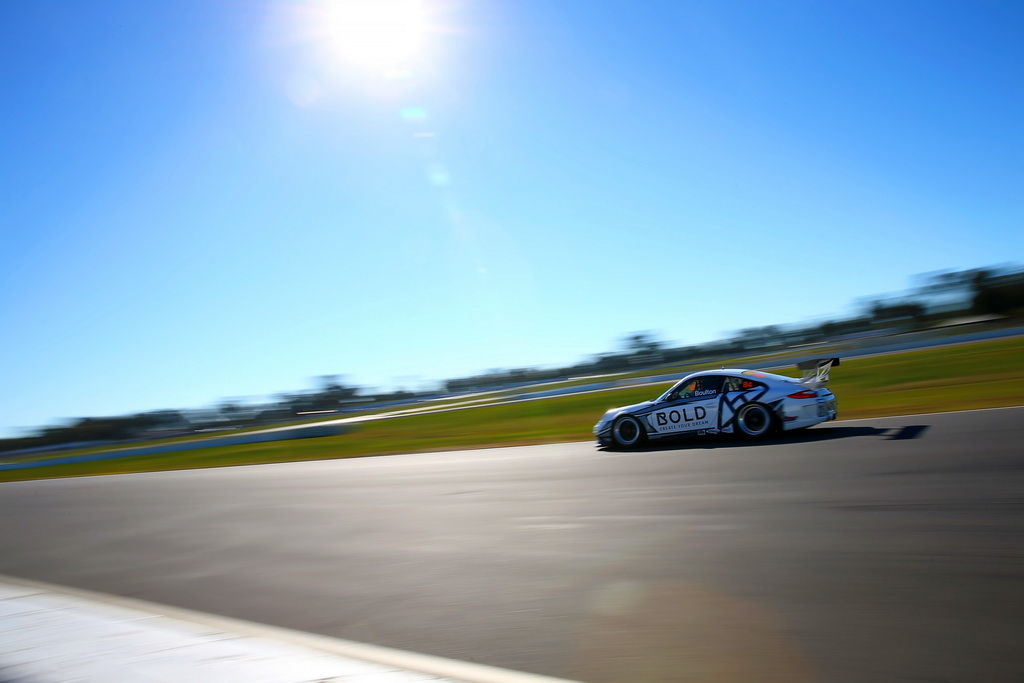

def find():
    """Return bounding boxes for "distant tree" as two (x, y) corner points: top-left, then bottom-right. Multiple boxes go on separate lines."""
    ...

(219, 400), (244, 421)
(969, 270), (1011, 314)
(866, 300), (926, 325)
(313, 375), (359, 409)
(733, 325), (783, 350)
(918, 266), (1024, 315)
(620, 331), (665, 365)
(622, 332), (663, 355)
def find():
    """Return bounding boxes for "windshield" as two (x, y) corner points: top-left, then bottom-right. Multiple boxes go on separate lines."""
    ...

(657, 376), (695, 402)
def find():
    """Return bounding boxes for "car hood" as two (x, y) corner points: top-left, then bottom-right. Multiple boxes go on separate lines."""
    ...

(602, 400), (653, 418)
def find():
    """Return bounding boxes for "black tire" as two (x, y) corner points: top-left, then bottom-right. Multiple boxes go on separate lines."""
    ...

(735, 403), (775, 439)
(610, 415), (646, 449)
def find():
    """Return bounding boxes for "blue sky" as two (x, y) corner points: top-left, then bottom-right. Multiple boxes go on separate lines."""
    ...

(2, 0), (1021, 436)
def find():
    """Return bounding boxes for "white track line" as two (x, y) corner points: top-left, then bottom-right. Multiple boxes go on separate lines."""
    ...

(0, 574), (575, 683)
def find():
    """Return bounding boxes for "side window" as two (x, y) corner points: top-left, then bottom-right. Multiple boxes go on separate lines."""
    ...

(724, 376), (762, 392)
(675, 375), (724, 400)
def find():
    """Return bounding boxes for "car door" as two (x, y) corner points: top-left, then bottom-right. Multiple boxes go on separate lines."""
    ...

(645, 375), (723, 435)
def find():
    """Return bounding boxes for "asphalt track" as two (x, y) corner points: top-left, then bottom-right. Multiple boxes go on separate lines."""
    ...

(1, 407), (1022, 682)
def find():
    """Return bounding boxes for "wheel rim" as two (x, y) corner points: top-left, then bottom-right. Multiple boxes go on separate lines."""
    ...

(614, 417), (640, 445)
(738, 405), (770, 436)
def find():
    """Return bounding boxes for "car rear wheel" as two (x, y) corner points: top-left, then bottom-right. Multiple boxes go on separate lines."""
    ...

(736, 403), (775, 438)
(611, 415), (645, 449)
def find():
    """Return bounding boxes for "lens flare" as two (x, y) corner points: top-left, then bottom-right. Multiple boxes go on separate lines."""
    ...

(319, 0), (429, 69)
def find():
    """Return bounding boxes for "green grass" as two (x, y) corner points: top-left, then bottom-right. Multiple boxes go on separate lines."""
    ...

(2, 336), (1021, 483)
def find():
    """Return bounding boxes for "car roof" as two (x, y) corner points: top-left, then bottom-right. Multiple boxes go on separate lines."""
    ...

(681, 368), (800, 383)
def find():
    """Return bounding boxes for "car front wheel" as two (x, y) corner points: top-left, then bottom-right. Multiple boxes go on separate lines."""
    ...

(611, 415), (646, 449)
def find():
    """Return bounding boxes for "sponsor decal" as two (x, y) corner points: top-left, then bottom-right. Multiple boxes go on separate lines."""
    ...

(649, 405), (714, 432)
(742, 370), (766, 378)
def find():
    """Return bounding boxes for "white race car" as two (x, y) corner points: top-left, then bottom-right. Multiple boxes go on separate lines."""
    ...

(594, 358), (839, 449)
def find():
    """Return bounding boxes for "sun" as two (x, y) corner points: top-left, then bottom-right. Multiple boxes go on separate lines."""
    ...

(317, 0), (430, 70)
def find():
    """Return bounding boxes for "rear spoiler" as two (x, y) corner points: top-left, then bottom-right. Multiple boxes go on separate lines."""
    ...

(797, 357), (840, 387)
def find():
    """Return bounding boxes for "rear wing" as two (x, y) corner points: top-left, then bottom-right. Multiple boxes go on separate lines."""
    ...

(797, 357), (840, 387)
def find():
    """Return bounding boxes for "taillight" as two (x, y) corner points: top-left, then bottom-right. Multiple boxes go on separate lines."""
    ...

(788, 390), (818, 399)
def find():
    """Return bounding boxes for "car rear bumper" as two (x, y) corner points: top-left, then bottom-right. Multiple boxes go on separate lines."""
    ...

(781, 394), (838, 429)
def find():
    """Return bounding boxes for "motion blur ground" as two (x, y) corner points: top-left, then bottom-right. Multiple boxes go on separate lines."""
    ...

(1, 408), (1022, 682)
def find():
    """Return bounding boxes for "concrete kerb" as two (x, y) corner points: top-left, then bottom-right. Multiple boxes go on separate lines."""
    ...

(0, 573), (575, 683)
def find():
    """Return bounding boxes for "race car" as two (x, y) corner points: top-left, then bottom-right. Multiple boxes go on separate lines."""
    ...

(593, 357), (839, 449)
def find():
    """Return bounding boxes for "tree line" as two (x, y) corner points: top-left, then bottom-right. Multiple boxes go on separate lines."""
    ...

(444, 265), (1023, 391)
